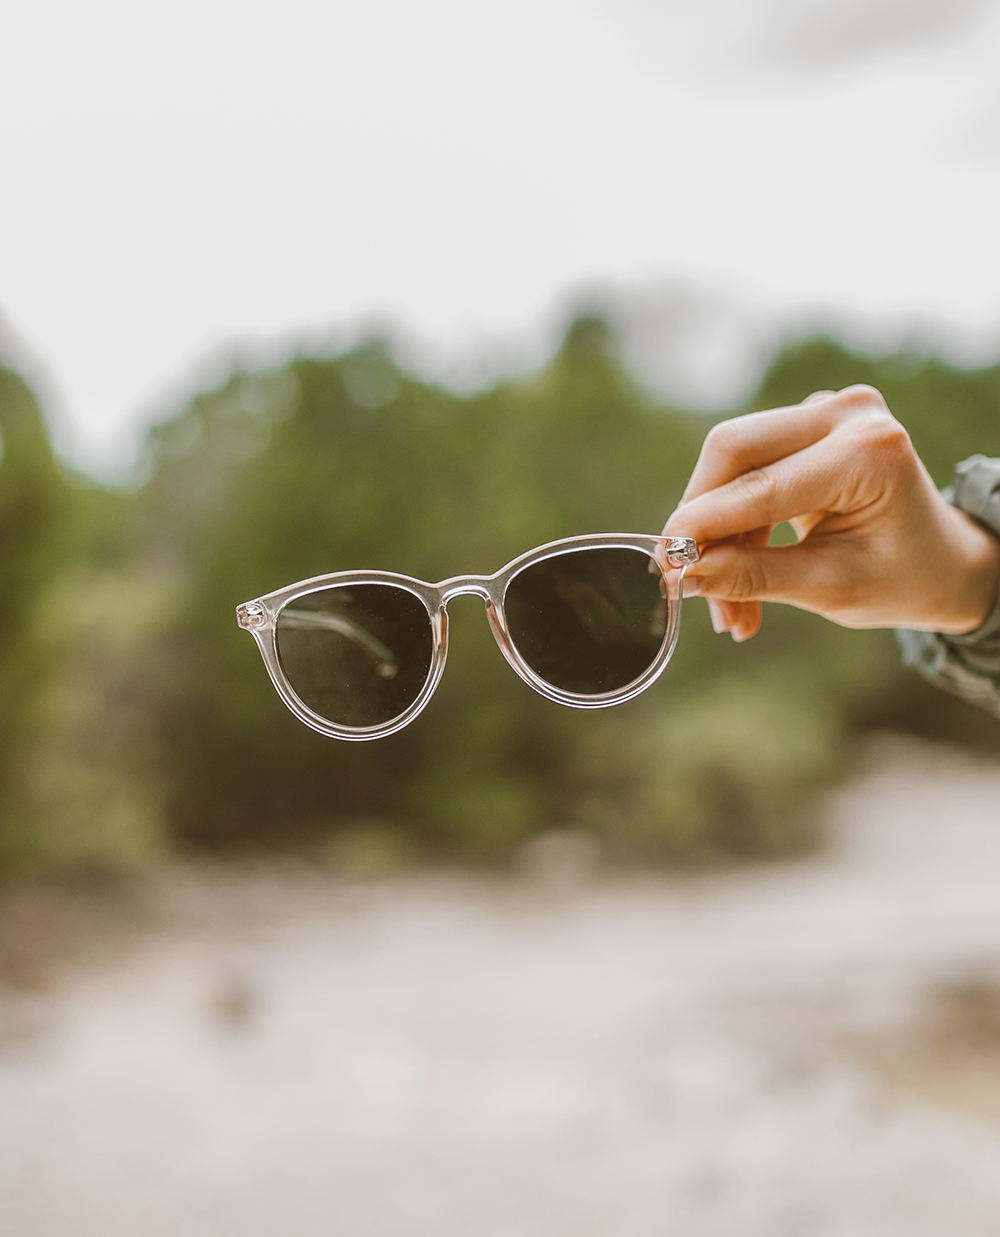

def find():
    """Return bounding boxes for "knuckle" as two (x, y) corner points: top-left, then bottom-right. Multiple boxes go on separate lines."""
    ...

(868, 415), (911, 451)
(735, 465), (774, 513)
(835, 384), (890, 415)
(849, 409), (913, 462)
(729, 555), (766, 604)
(704, 417), (744, 458)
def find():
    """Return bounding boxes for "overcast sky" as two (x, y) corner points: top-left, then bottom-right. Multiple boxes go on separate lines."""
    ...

(2, 0), (1000, 475)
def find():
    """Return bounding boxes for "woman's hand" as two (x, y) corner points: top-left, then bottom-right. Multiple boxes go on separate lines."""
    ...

(662, 385), (1000, 642)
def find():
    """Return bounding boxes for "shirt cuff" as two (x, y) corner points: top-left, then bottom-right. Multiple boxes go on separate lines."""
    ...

(896, 455), (1000, 716)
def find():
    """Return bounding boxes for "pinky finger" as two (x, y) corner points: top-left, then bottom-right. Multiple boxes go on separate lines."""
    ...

(706, 597), (761, 641)
(729, 599), (762, 642)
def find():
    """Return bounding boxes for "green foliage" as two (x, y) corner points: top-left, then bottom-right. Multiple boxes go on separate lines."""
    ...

(115, 321), (1000, 864)
(8, 564), (171, 872)
(0, 366), (170, 876)
(3, 322), (1000, 875)
(125, 322), (706, 858)
(0, 367), (68, 868)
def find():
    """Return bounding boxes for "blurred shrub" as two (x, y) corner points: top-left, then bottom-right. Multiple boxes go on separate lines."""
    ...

(4, 321), (1000, 875)
(0, 365), (70, 869)
(8, 565), (171, 872)
(0, 365), (170, 874)
(126, 320), (705, 860)
(574, 680), (841, 862)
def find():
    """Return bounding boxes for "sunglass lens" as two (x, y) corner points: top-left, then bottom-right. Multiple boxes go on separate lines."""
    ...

(276, 584), (434, 728)
(504, 548), (667, 695)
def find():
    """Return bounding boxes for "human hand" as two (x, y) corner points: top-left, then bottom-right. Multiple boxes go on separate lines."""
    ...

(662, 386), (1000, 642)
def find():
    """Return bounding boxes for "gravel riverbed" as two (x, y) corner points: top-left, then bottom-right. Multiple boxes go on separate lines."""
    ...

(3, 736), (1000, 1236)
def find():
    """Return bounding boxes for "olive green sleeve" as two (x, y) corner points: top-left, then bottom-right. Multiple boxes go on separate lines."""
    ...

(897, 455), (1000, 717)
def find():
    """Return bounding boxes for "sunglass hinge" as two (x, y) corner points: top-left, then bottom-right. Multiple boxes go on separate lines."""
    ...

(236, 601), (269, 631)
(664, 538), (699, 567)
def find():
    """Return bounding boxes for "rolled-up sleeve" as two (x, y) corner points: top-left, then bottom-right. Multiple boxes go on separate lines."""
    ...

(897, 455), (1000, 716)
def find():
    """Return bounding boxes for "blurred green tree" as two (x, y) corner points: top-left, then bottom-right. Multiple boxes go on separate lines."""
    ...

(0, 366), (66, 868)
(5, 320), (1000, 877)
(126, 318), (990, 866)
(0, 365), (170, 875)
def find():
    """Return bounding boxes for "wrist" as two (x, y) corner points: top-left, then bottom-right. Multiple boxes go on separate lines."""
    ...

(939, 508), (1000, 635)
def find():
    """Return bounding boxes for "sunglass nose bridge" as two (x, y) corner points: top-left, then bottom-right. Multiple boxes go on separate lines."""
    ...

(438, 574), (496, 604)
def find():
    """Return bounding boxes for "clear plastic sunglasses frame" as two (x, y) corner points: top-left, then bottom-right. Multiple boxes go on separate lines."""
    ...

(236, 533), (699, 742)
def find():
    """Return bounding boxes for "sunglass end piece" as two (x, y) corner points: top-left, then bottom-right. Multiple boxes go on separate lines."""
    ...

(664, 538), (699, 567)
(236, 601), (268, 631)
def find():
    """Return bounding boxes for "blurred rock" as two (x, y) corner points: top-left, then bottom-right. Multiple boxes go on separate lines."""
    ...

(210, 973), (258, 1033)
(514, 829), (602, 893)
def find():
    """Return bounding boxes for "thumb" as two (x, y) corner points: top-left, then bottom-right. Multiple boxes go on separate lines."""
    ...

(687, 538), (830, 609)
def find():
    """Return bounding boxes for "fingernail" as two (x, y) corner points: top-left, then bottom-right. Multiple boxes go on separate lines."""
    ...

(707, 599), (727, 633)
(682, 576), (703, 598)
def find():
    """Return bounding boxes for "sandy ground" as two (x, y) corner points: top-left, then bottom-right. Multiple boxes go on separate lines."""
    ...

(3, 736), (1000, 1236)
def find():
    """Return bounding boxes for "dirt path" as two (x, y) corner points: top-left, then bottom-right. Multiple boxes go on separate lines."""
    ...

(3, 736), (1000, 1236)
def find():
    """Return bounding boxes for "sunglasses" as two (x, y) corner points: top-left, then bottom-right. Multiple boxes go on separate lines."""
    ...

(236, 534), (699, 741)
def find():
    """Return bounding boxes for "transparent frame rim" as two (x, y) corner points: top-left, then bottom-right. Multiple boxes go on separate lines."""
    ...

(236, 533), (697, 741)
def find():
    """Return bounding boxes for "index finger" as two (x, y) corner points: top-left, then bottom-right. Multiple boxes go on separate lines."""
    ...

(662, 433), (853, 545)
(675, 397), (842, 514)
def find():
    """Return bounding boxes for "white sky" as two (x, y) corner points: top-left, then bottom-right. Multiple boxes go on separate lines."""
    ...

(2, 0), (1000, 476)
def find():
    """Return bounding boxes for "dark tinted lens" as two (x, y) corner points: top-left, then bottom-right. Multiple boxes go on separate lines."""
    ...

(504, 547), (667, 695)
(276, 584), (433, 727)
